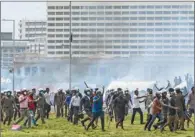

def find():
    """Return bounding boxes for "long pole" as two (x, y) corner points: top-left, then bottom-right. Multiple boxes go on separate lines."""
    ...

(69, 1), (72, 91)
(193, 2), (195, 137)
(0, 2), (2, 135)
(12, 20), (15, 94)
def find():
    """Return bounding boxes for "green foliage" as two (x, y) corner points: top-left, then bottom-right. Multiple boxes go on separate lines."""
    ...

(1, 115), (194, 137)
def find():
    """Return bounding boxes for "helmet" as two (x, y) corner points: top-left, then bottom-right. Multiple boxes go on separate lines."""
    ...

(168, 88), (174, 93)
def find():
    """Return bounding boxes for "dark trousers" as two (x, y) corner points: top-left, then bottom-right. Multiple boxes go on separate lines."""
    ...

(144, 114), (152, 130)
(87, 111), (105, 131)
(14, 105), (20, 120)
(67, 107), (73, 122)
(3, 108), (13, 125)
(73, 106), (79, 125)
(81, 109), (95, 128)
(155, 113), (167, 128)
(56, 105), (63, 118)
(1, 109), (4, 121)
(147, 113), (162, 131)
(45, 103), (51, 119)
(161, 115), (177, 132)
(35, 108), (45, 124)
(15, 108), (31, 127)
(131, 108), (143, 124)
(65, 104), (69, 117)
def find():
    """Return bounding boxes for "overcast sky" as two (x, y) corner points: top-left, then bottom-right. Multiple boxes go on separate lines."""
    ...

(1, 2), (46, 38)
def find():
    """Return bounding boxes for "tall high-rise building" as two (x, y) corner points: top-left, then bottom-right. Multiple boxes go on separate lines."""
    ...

(46, 2), (194, 58)
(18, 19), (47, 54)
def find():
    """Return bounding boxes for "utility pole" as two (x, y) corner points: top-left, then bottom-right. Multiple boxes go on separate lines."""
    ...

(69, 1), (72, 91)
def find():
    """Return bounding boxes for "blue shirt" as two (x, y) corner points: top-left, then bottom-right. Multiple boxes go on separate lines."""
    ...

(66, 96), (71, 105)
(92, 96), (102, 113)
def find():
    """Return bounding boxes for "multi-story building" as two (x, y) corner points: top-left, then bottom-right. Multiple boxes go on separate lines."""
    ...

(18, 19), (47, 55)
(1, 40), (30, 69)
(46, 2), (194, 58)
(12, 2), (194, 89)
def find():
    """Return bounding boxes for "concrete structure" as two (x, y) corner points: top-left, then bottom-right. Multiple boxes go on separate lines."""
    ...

(18, 19), (47, 54)
(1, 40), (30, 69)
(1, 32), (12, 40)
(46, 2), (194, 58)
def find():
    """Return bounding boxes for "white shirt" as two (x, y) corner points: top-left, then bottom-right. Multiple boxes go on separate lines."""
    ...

(148, 102), (153, 114)
(133, 95), (140, 108)
(44, 93), (51, 105)
(70, 96), (81, 107)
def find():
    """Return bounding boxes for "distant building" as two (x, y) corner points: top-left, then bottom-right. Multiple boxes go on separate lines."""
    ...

(1, 40), (30, 68)
(1, 32), (13, 40)
(46, 2), (194, 58)
(18, 19), (47, 55)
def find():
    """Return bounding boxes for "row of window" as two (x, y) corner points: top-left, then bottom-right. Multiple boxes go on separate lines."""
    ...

(71, 28), (193, 32)
(70, 22), (193, 26)
(47, 33), (193, 38)
(48, 39), (194, 44)
(47, 5), (192, 10)
(72, 17), (193, 20)
(47, 27), (193, 32)
(71, 11), (193, 15)
(48, 11), (194, 16)
(72, 39), (194, 43)
(70, 34), (193, 38)
(48, 51), (193, 55)
(48, 23), (194, 28)
(25, 28), (46, 32)
(48, 45), (193, 49)
(25, 34), (46, 38)
(48, 28), (193, 35)
(25, 22), (46, 26)
(47, 16), (194, 21)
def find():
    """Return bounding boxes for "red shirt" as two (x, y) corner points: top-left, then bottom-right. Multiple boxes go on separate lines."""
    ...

(28, 95), (35, 110)
(152, 98), (161, 114)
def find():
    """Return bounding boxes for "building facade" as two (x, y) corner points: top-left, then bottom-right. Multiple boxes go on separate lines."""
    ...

(1, 40), (30, 69)
(46, 2), (194, 58)
(18, 19), (47, 55)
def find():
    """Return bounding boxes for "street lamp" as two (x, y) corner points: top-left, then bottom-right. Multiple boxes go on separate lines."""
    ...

(2, 19), (15, 93)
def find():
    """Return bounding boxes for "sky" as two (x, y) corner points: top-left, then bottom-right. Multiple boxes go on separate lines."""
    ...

(1, 2), (46, 38)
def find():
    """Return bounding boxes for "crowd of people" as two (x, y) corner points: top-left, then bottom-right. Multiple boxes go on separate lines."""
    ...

(0, 85), (194, 133)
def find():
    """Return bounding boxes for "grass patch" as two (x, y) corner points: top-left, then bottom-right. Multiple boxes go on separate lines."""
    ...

(1, 114), (194, 137)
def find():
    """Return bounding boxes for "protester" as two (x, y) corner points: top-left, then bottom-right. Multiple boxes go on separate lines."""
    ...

(175, 88), (186, 131)
(65, 90), (71, 118)
(44, 88), (51, 119)
(80, 88), (95, 129)
(147, 92), (162, 131)
(131, 89), (146, 125)
(113, 91), (128, 129)
(54, 89), (65, 118)
(35, 89), (46, 124)
(187, 86), (195, 128)
(161, 89), (177, 132)
(69, 91), (81, 125)
(85, 90), (105, 131)
(14, 90), (31, 128)
(24, 91), (38, 127)
(13, 91), (20, 121)
(2, 91), (15, 125)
